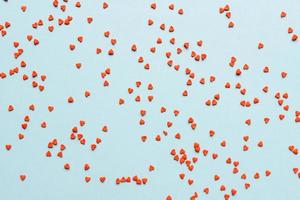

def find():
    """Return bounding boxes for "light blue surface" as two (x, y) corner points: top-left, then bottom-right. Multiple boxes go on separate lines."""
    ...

(0, 0), (300, 199)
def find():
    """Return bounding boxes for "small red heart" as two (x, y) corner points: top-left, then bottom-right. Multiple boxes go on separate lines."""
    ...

(38, 85), (45, 92)
(99, 176), (106, 183)
(5, 144), (12, 151)
(21, 123), (28, 129)
(91, 144), (97, 151)
(85, 90), (90, 97)
(231, 189), (237, 196)
(69, 44), (75, 51)
(103, 2), (108, 9)
(84, 163), (90, 171)
(293, 168), (299, 174)
(79, 120), (85, 127)
(64, 163), (70, 170)
(212, 153), (218, 159)
(111, 39), (117, 45)
(48, 106), (54, 112)
(48, 25), (54, 32)
(245, 183), (250, 189)
(203, 187), (209, 194)
(80, 138), (86, 145)
(104, 31), (110, 38)
(33, 39), (39, 45)
(258, 42), (264, 49)
(85, 176), (91, 183)
(77, 36), (83, 43)
(203, 149), (208, 156)
(178, 8), (184, 15)
(150, 3), (156, 9)
(87, 17), (93, 24)
(108, 49), (114, 55)
(188, 179), (193, 185)
(18, 133), (24, 140)
(148, 19), (154, 26)
(214, 175), (220, 181)
(20, 174), (26, 181)
(29, 104), (35, 111)
(75, 2), (81, 8)
(57, 151), (63, 158)
(96, 138), (102, 144)
(280, 11), (286, 18)
(21, 5), (27, 12)
(288, 27), (293, 34)
(41, 121), (47, 128)
(27, 35), (33, 41)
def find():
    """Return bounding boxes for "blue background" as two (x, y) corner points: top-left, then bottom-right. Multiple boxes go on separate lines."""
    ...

(1, 0), (300, 199)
